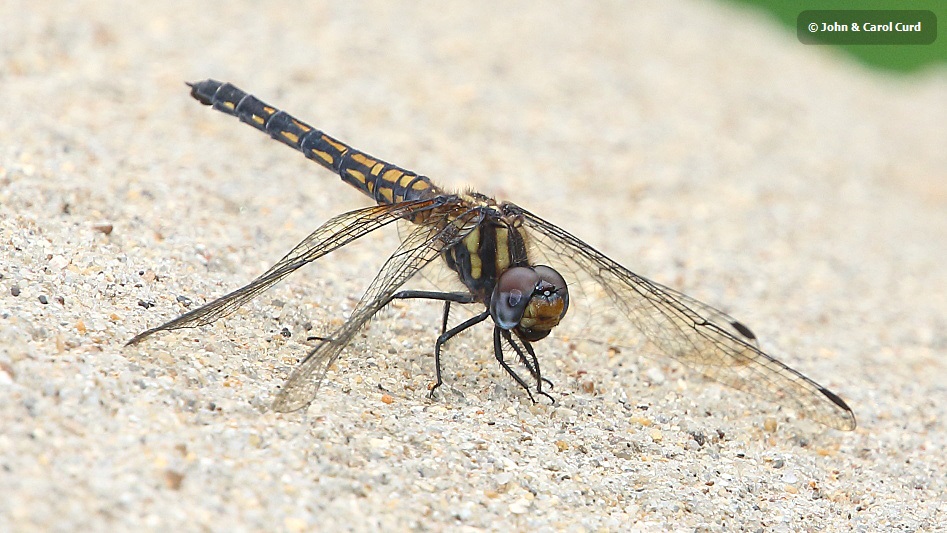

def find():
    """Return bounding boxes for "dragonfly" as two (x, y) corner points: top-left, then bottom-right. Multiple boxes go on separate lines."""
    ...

(128, 79), (856, 430)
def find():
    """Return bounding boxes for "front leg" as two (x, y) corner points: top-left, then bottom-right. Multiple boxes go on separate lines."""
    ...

(502, 330), (555, 403)
(493, 327), (541, 403)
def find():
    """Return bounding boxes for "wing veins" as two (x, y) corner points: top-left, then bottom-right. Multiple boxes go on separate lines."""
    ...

(514, 205), (855, 430)
(126, 198), (445, 345)
(271, 207), (481, 412)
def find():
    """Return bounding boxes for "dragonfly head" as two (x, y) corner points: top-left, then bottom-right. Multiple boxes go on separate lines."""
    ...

(490, 265), (569, 341)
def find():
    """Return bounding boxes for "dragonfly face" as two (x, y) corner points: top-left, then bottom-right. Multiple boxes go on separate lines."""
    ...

(127, 79), (856, 430)
(490, 265), (569, 341)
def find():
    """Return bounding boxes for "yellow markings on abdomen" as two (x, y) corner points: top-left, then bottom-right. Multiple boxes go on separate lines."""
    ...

(385, 170), (408, 202)
(346, 169), (367, 185)
(281, 131), (300, 143)
(371, 163), (385, 176)
(351, 153), (377, 167)
(383, 169), (405, 186)
(311, 150), (333, 165)
(251, 114), (265, 125)
(323, 136), (347, 152)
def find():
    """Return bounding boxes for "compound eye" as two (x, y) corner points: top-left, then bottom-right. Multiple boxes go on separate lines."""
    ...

(490, 267), (540, 330)
(515, 265), (569, 341)
(533, 265), (569, 318)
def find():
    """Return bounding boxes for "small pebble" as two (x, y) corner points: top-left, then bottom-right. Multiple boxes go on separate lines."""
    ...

(646, 367), (665, 384)
(164, 470), (184, 490)
(48, 255), (68, 270)
(0, 361), (15, 381)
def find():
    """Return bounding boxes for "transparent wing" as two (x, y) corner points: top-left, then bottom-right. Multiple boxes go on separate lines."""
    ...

(126, 198), (446, 345)
(271, 208), (481, 412)
(513, 204), (856, 430)
(397, 218), (471, 293)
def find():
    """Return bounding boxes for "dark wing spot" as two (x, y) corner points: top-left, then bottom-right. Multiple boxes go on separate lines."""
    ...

(730, 320), (757, 340)
(819, 386), (852, 411)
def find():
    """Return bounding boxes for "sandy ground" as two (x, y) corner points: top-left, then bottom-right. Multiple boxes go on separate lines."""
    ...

(2, 1), (946, 531)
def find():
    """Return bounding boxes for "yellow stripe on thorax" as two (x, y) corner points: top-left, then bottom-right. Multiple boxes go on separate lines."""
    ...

(465, 228), (482, 280)
(495, 227), (510, 273)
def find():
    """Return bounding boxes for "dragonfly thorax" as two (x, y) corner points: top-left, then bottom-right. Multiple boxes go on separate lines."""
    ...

(441, 205), (569, 340)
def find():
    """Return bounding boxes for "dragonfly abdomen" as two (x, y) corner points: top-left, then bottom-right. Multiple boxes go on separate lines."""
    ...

(188, 79), (442, 205)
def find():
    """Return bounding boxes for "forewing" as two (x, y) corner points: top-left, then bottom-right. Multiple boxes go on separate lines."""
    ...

(513, 204), (855, 430)
(126, 198), (444, 345)
(271, 207), (480, 412)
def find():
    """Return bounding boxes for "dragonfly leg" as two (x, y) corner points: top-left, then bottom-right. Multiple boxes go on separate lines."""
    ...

(440, 301), (451, 336)
(386, 290), (482, 396)
(310, 292), (473, 345)
(494, 327), (543, 403)
(502, 330), (555, 403)
(429, 311), (490, 398)
(514, 336), (555, 396)
(388, 290), (475, 305)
